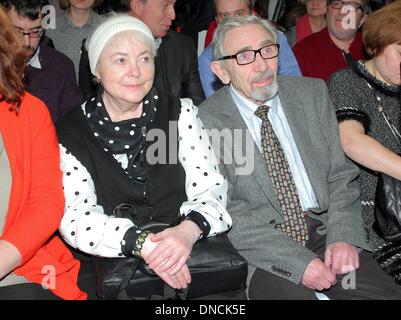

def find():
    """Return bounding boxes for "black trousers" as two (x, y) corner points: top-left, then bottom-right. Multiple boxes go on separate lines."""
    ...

(249, 217), (401, 300)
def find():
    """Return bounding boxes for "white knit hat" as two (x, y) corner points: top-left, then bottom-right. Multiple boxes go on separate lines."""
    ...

(87, 14), (154, 75)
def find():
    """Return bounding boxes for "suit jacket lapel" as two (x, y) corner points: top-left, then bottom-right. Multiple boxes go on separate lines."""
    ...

(277, 78), (322, 204)
(218, 87), (281, 213)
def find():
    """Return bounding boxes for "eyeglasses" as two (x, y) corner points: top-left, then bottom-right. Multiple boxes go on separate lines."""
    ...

(14, 27), (44, 38)
(217, 44), (280, 66)
(328, 0), (364, 12)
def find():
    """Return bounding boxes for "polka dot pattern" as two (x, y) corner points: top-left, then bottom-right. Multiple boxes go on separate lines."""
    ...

(177, 98), (232, 236)
(59, 144), (137, 258)
(59, 97), (232, 259)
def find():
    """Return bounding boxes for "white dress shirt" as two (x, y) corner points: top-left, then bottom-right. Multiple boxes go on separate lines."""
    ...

(230, 85), (318, 210)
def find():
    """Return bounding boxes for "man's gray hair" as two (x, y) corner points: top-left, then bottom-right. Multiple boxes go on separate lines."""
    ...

(212, 15), (278, 61)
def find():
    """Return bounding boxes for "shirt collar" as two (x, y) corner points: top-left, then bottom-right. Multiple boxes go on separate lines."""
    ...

(229, 84), (278, 119)
(155, 37), (162, 51)
(27, 46), (41, 69)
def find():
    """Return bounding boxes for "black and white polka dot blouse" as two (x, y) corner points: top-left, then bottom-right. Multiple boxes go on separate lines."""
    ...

(59, 98), (232, 258)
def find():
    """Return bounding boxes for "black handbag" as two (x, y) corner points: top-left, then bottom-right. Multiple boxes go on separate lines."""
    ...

(94, 205), (248, 300)
(373, 172), (401, 243)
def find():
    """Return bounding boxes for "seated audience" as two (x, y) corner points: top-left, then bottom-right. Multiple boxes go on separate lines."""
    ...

(46, 0), (104, 81)
(0, 6), (85, 300)
(293, 0), (367, 81)
(1, 0), (83, 124)
(198, 15), (401, 299)
(328, 1), (401, 250)
(57, 15), (232, 296)
(198, 0), (301, 98)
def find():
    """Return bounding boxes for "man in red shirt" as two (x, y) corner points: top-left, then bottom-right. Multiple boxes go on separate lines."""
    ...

(293, 0), (367, 81)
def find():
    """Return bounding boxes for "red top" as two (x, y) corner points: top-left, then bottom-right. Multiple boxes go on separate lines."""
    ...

(0, 94), (86, 300)
(293, 27), (366, 81)
(295, 15), (313, 44)
(205, 20), (217, 48)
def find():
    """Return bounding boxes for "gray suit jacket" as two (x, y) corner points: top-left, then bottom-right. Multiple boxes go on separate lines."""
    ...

(198, 76), (371, 286)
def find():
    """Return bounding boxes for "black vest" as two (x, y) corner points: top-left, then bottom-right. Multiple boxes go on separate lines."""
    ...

(57, 94), (187, 226)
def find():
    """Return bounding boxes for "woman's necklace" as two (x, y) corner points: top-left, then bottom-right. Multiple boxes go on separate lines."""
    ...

(363, 78), (401, 145)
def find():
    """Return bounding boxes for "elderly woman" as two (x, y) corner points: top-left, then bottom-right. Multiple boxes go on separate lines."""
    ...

(328, 1), (401, 249)
(295, 0), (326, 44)
(57, 14), (232, 294)
(0, 7), (85, 299)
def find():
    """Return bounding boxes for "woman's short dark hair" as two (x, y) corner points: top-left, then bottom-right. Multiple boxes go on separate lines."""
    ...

(58, 0), (104, 11)
(0, 6), (26, 111)
(363, 0), (401, 57)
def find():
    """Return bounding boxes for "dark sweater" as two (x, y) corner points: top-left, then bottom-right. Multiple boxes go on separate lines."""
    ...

(57, 92), (212, 256)
(328, 60), (401, 246)
(26, 43), (83, 124)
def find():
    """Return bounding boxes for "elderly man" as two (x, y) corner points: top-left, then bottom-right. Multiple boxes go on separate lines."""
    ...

(198, 15), (401, 299)
(293, 0), (367, 81)
(79, 0), (205, 105)
(198, 0), (301, 98)
(1, 0), (83, 124)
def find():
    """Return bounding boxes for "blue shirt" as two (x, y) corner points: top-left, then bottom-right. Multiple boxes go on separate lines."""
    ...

(229, 85), (318, 210)
(199, 31), (301, 98)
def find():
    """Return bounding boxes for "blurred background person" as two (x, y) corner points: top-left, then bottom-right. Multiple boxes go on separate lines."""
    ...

(198, 0), (301, 98)
(0, 6), (85, 300)
(277, 1), (306, 46)
(0, 0), (83, 124)
(46, 0), (105, 81)
(293, 0), (367, 81)
(295, 0), (326, 44)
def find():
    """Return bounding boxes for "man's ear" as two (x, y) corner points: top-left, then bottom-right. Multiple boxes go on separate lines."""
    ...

(211, 61), (230, 85)
(358, 13), (368, 28)
(130, 0), (143, 16)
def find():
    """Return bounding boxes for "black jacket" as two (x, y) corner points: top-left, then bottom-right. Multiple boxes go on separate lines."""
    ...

(78, 30), (205, 106)
(26, 42), (83, 124)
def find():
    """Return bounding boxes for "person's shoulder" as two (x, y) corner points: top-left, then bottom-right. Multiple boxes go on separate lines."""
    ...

(199, 86), (229, 114)
(57, 102), (86, 131)
(45, 13), (67, 36)
(199, 44), (213, 63)
(42, 45), (70, 62)
(328, 67), (355, 85)
(18, 92), (52, 123)
(22, 91), (49, 112)
(40, 45), (76, 71)
(91, 11), (105, 25)
(278, 75), (325, 90)
(165, 30), (195, 46)
(293, 28), (326, 53)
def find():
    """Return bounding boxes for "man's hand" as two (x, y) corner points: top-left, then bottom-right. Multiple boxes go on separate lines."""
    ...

(302, 258), (337, 291)
(324, 242), (359, 275)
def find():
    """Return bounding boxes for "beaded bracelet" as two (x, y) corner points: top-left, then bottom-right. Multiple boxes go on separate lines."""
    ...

(133, 230), (151, 258)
